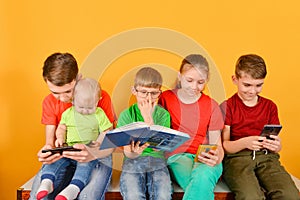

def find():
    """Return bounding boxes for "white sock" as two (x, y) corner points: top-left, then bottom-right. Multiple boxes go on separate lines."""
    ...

(36, 179), (53, 199)
(56, 184), (80, 200)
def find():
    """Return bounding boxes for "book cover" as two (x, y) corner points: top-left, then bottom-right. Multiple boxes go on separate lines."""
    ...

(99, 122), (190, 152)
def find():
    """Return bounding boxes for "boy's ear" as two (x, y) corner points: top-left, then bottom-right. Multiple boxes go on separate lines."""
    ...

(177, 72), (181, 80)
(232, 75), (238, 85)
(76, 73), (82, 81)
(131, 86), (137, 95)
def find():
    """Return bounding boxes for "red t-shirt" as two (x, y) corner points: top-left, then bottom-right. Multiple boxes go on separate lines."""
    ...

(42, 90), (116, 125)
(158, 89), (224, 156)
(220, 93), (280, 141)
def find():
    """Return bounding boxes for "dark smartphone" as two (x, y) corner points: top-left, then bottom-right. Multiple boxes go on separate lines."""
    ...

(260, 124), (282, 140)
(42, 146), (81, 155)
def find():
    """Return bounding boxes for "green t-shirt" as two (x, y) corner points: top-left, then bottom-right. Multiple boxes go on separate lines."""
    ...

(117, 103), (170, 159)
(60, 107), (112, 146)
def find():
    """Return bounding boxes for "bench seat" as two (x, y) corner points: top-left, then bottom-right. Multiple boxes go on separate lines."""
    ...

(17, 169), (300, 200)
(17, 169), (234, 200)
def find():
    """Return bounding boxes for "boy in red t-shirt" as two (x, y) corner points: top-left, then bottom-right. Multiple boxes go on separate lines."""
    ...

(220, 54), (299, 200)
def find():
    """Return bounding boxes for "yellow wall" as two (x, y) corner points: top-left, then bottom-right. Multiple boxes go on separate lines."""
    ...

(1, 1), (300, 199)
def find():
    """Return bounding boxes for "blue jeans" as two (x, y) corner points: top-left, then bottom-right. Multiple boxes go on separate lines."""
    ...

(167, 153), (222, 200)
(30, 155), (112, 200)
(120, 156), (172, 200)
(41, 158), (98, 191)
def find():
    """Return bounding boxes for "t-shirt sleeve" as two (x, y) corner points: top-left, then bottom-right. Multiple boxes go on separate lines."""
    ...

(269, 101), (280, 124)
(41, 95), (58, 125)
(98, 90), (117, 123)
(96, 108), (113, 132)
(220, 99), (233, 126)
(116, 110), (133, 128)
(208, 100), (224, 131)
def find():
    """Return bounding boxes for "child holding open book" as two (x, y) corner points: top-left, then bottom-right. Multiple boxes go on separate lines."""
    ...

(117, 67), (172, 200)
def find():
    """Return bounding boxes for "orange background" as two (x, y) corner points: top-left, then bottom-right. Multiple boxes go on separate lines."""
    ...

(1, 1), (300, 199)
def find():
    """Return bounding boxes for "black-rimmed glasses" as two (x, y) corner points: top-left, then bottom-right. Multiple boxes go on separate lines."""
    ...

(135, 88), (162, 98)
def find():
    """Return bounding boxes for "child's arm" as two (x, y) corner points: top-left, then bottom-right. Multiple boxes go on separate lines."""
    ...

(87, 128), (115, 158)
(222, 125), (264, 153)
(55, 124), (67, 147)
(45, 124), (57, 147)
(123, 141), (150, 159)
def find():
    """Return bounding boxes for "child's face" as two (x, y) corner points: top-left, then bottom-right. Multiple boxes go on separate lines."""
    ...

(233, 72), (264, 102)
(47, 79), (76, 103)
(178, 66), (208, 97)
(73, 98), (97, 115)
(133, 86), (161, 104)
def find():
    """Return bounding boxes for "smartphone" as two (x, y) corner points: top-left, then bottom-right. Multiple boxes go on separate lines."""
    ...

(260, 124), (282, 140)
(42, 146), (81, 155)
(194, 144), (217, 162)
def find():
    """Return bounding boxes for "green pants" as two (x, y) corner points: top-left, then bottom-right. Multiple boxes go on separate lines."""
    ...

(167, 153), (222, 200)
(223, 150), (299, 200)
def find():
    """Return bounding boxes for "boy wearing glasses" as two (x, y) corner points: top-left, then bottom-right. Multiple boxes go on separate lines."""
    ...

(117, 67), (172, 200)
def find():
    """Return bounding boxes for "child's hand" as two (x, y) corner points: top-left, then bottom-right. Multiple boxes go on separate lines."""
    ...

(55, 138), (65, 147)
(261, 135), (282, 153)
(197, 148), (219, 167)
(138, 96), (155, 125)
(37, 144), (62, 164)
(130, 141), (149, 154)
(242, 136), (264, 151)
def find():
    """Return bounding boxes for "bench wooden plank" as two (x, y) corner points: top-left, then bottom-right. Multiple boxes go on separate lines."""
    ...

(17, 173), (300, 200)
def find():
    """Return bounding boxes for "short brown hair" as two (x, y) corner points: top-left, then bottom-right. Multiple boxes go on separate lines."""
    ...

(235, 54), (267, 79)
(42, 52), (78, 86)
(134, 67), (162, 88)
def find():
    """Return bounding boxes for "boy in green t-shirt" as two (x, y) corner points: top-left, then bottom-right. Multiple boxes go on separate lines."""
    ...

(118, 67), (172, 200)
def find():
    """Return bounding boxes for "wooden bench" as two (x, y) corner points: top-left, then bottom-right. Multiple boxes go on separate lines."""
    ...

(17, 169), (234, 200)
(17, 151), (235, 200)
(17, 152), (300, 200)
(17, 169), (300, 200)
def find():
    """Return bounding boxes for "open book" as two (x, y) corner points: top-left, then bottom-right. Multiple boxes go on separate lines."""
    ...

(100, 122), (190, 152)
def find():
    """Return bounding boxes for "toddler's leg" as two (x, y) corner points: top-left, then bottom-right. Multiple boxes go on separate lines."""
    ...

(55, 184), (80, 200)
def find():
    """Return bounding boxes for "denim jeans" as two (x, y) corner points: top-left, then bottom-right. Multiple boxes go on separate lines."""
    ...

(41, 158), (98, 191)
(167, 153), (222, 200)
(120, 156), (172, 200)
(29, 155), (112, 200)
